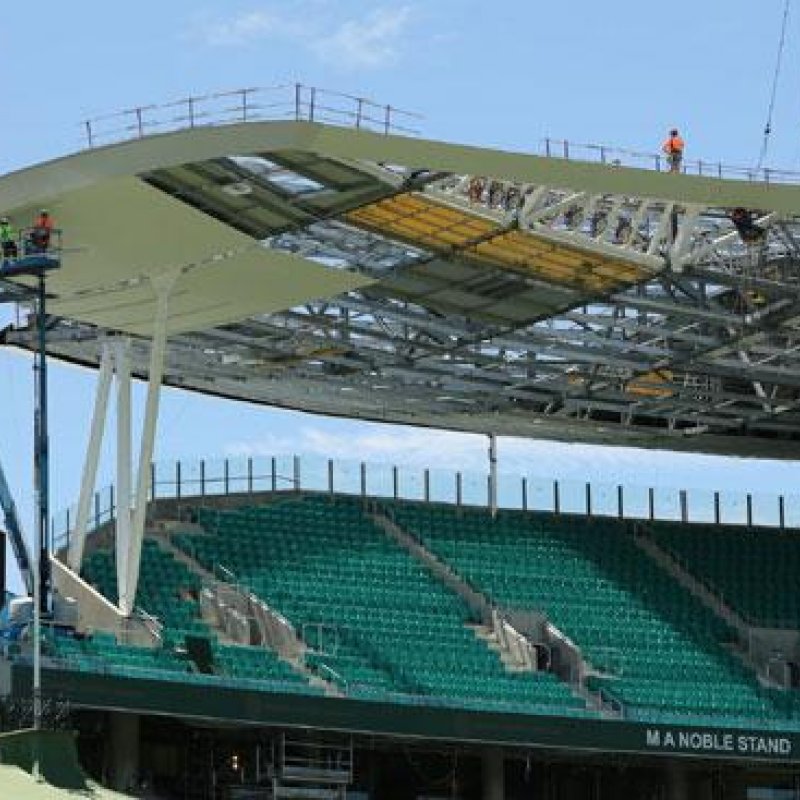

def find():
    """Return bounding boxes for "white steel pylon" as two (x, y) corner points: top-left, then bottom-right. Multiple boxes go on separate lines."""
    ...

(67, 272), (176, 616)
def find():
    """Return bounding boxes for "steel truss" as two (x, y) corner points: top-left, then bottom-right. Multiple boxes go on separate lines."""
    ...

(6, 158), (800, 457)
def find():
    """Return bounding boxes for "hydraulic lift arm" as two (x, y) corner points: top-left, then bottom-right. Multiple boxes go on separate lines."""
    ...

(0, 456), (33, 596)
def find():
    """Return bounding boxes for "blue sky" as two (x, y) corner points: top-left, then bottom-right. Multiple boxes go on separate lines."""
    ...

(2, 1), (800, 588)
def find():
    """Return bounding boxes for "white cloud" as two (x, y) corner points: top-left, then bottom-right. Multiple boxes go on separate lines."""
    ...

(193, 10), (283, 47)
(225, 425), (486, 470)
(189, 5), (415, 70)
(312, 6), (414, 69)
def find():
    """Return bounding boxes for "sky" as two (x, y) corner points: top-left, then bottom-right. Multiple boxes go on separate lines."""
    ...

(2, 0), (800, 589)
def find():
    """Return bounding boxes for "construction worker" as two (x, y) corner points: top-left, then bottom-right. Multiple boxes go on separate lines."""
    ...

(731, 207), (766, 243)
(0, 217), (17, 261)
(29, 209), (53, 253)
(662, 128), (685, 174)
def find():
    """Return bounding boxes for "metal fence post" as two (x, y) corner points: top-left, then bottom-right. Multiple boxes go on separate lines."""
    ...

(779, 495), (785, 530)
(188, 97), (195, 128)
(456, 473), (462, 507)
(617, 485), (624, 520)
(94, 491), (100, 530)
(553, 480), (560, 515)
(293, 455), (301, 491)
(294, 83), (302, 120)
(271, 457), (277, 492)
(680, 490), (688, 523)
(224, 459), (230, 495)
(200, 460), (206, 496)
(328, 459), (334, 496)
(522, 477), (527, 512)
(360, 462), (367, 499)
(247, 457), (253, 494)
(135, 107), (144, 138)
(355, 98), (364, 129)
(585, 483), (592, 518)
(150, 462), (156, 501)
(714, 491), (721, 525)
(392, 466), (399, 500)
(648, 487), (655, 521)
(176, 461), (181, 500)
(746, 493), (753, 528)
(309, 87), (317, 122)
(384, 104), (392, 134)
(424, 469), (430, 503)
(84, 120), (93, 148)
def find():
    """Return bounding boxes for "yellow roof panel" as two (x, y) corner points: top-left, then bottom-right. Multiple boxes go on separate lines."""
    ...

(348, 193), (649, 294)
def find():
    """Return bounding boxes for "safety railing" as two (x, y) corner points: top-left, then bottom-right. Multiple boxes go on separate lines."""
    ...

(80, 83), (422, 149)
(131, 606), (164, 644)
(0, 227), (63, 264)
(538, 137), (800, 185)
(76, 84), (800, 186)
(316, 662), (348, 694)
(50, 452), (800, 555)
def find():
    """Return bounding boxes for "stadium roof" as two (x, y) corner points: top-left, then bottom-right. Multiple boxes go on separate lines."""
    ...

(3, 116), (800, 458)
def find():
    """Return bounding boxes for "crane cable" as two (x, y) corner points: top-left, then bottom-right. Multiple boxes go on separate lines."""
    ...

(757, 0), (792, 170)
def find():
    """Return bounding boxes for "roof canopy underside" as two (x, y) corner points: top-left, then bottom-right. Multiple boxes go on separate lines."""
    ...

(4, 121), (800, 458)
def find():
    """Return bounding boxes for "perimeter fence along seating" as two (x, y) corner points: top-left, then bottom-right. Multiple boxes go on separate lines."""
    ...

(649, 523), (800, 629)
(79, 538), (319, 694)
(386, 503), (794, 729)
(178, 496), (592, 717)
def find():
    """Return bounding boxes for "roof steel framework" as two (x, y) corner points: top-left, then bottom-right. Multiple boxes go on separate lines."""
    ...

(3, 121), (800, 458)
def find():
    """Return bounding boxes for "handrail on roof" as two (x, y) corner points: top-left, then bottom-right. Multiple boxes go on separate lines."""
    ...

(537, 136), (800, 185)
(80, 83), (424, 149)
(78, 83), (800, 186)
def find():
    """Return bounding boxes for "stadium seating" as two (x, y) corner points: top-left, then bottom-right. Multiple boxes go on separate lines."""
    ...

(386, 503), (784, 727)
(78, 538), (319, 694)
(71, 492), (800, 729)
(82, 539), (208, 637)
(212, 642), (324, 694)
(43, 629), (197, 682)
(178, 496), (592, 716)
(649, 523), (800, 628)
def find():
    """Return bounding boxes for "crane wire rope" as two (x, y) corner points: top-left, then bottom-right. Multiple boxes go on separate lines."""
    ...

(757, 0), (792, 170)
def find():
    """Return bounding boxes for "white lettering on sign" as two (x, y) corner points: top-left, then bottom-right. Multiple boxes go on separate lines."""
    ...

(644, 729), (791, 758)
(646, 730), (661, 747)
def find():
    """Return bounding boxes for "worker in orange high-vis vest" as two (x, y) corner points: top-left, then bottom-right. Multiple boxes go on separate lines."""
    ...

(30, 209), (53, 253)
(662, 129), (685, 173)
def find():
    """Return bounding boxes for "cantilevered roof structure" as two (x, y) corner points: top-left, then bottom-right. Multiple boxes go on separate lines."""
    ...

(4, 88), (800, 458)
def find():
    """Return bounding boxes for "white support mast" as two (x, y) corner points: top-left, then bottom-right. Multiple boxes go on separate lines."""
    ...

(68, 343), (113, 571)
